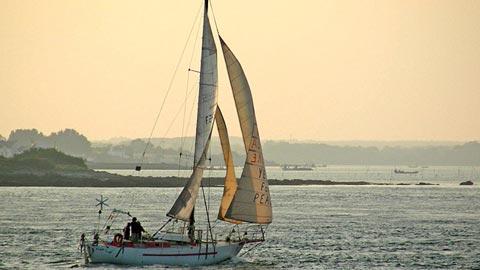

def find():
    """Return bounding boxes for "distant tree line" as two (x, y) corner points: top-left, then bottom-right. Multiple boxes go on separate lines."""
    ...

(5, 128), (91, 157)
(263, 141), (480, 166)
(1, 128), (479, 166)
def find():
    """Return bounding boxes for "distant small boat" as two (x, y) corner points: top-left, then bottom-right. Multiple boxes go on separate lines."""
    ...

(459, 180), (474, 186)
(394, 169), (419, 174)
(281, 164), (314, 171)
(206, 165), (227, 170)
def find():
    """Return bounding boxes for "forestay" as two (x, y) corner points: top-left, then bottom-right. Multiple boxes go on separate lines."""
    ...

(220, 37), (272, 224)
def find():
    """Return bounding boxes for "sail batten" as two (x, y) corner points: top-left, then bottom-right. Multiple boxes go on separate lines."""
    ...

(220, 37), (272, 224)
(166, 6), (217, 222)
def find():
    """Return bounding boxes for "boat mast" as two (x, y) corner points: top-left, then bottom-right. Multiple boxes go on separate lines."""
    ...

(198, 0), (216, 252)
(167, 0), (218, 236)
(188, 0), (209, 241)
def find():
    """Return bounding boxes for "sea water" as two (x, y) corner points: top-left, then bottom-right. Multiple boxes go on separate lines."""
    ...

(103, 165), (480, 186)
(0, 185), (479, 269)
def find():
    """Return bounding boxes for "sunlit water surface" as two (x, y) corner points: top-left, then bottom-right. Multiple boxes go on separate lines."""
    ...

(0, 185), (479, 269)
(104, 165), (480, 186)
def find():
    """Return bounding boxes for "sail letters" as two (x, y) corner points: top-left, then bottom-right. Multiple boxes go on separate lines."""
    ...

(220, 37), (272, 224)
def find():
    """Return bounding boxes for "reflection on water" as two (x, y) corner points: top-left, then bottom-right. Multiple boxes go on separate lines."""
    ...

(0, 185), (479, 269)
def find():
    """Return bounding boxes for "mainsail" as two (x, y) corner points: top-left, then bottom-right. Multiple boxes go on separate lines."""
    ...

(220, 37), (272, 224)
(215, 107), (240, 224)
(193, 7), (218, 166)
(167, 3), (217, 221)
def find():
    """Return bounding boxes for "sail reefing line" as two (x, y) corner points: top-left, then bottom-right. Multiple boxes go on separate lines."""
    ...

(167, 0), (218, 222)
(219, 37), (272, 224)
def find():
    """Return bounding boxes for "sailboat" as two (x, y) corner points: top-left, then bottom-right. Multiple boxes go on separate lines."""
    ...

(83, 0), (272, 266)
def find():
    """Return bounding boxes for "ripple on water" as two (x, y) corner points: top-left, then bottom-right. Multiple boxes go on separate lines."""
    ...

(0, 186), (479, 269)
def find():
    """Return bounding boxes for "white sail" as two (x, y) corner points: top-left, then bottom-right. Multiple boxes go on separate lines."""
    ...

(220, 37), (272, 224)
(215, 107), (240, 224)
(193, 11), (218, 165)
(166, 142), (210, 221)
(167, 5), (217, 221)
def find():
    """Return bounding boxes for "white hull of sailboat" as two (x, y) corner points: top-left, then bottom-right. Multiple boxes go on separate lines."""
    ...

(87, 241), (244, 266)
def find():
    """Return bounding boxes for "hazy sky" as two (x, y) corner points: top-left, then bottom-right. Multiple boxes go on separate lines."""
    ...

(1, 0), (479, 141)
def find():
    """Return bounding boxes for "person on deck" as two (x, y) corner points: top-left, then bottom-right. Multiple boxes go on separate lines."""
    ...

(130, 217), (145, 242)
(123, 222), (131, 240)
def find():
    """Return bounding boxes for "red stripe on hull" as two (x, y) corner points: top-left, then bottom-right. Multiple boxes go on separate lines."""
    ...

(143, 251), (218, 257)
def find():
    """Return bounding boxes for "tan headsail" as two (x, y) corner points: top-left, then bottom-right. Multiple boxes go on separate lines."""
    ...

(215, 107), (241, 224)
(220, 37), (272, 224)
(167, 3), (217, 221)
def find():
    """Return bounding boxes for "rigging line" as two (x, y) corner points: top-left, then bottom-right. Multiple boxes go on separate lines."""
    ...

(177, 91), (198, 181)
(239, 242), (263, 257)
(139, 2), (203, 165)
(161, 82), (198, 146)
(207, 151), (212, 218)
(180, 9), (203, 156)
(176, 83), (199, 179)
(201, 178), (215, 256)
(176, 152), (182, 179)
(151, 218), (172, 238)
(165, 81), (198, 135)
(207, 152), (214, 247)
(129, 89), (195, 211)
(177, 8), (201, 179)
(183, 91), (199, 169)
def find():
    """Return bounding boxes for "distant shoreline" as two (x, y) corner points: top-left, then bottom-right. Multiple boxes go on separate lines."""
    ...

(86, 162), (190, 170)
(0, 172), (439, 187)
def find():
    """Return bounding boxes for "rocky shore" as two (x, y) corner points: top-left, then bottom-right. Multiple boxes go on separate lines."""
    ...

(0, 171), (439, 187)
(0, 148), (439, 187)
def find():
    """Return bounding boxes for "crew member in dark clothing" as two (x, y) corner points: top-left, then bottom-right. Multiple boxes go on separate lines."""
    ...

(123, 222), (131, 240)
(130, 217), (145, 242)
